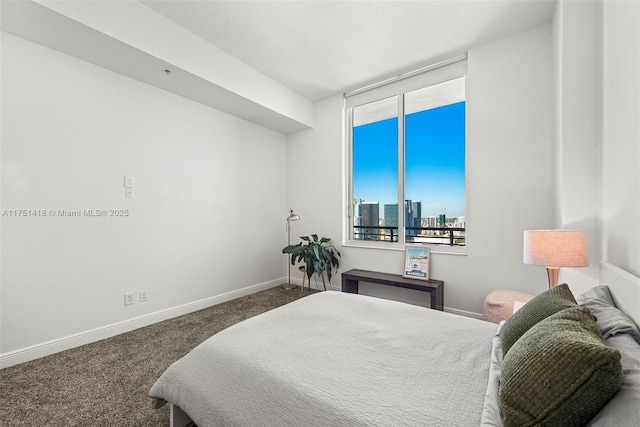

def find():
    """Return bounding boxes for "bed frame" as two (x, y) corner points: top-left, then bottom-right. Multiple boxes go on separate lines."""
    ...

(170, 403), (192, 427)
(167, 262), (640, 427)
(600, 261), (640, 326)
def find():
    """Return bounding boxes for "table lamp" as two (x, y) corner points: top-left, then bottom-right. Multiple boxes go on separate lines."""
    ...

(523, 229), (588, 289)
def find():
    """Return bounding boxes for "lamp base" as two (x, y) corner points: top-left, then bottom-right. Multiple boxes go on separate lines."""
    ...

(546, 266), (560, 289)
(281, 283), (296, 290)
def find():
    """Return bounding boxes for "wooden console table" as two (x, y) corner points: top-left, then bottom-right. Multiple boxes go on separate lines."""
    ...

(341, 269), (444, 311)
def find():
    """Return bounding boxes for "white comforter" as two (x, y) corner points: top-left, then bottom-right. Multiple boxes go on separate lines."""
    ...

(150, 291), (497, 426)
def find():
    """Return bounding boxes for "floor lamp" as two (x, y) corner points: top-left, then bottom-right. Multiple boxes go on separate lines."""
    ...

(283, 209), (300, 290)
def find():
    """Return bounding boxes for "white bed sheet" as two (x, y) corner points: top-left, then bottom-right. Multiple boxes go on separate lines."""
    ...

(480, 334), (504, 427)
(150, 291), (497, 427)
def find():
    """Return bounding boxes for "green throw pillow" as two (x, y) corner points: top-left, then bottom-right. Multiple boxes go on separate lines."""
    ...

(499, 283), (577, 355)
(500, 306), (623, 427)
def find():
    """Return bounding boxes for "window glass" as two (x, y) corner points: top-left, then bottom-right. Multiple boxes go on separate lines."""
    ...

(405, 77), (465, 245)
(352, 96), (398, 241)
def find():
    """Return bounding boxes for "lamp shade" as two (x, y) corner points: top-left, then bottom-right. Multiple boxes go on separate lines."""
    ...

(287, 209), (300, 222)
(523, 230), (588, 267)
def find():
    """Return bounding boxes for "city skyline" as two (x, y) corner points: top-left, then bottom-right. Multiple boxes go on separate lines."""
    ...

(354, 199), (466, 224)
(353, 198), (466, 244)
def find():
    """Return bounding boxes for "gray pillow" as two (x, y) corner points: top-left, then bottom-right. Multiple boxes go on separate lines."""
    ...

(576, 285), (640, 344)
(500, 306), (623, 427)
(499, 283), (577, 356)
(586, 333), (640, 426)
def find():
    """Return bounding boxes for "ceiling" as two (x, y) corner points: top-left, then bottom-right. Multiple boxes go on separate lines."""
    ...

(0, 0), (556, 133)
(141, 0), (557, 102)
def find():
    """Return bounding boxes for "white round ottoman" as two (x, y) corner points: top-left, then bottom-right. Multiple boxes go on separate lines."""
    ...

(482, 289), (535, 323)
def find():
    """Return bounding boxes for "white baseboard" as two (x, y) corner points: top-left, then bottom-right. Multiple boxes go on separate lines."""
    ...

(0, 278), (284, 369)
(444, 307), (483, 320)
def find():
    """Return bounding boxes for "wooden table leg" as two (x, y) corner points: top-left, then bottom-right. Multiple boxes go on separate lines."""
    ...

(431, 286), (444, 311)
(341, 278), (359, 293)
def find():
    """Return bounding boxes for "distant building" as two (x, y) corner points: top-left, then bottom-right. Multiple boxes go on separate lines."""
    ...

(383, 203), (399, 241)
(405, 200), (422, 238)
(424, 216), (438, 228)
(353, 199), (364, 234)
(356, 201), (379, 240)
(384, 204), (398, 227)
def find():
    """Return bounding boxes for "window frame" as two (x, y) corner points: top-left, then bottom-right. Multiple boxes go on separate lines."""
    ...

(343, 55), (468, 254)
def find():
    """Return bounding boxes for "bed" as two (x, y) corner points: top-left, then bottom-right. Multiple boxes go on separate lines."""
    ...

(150, 262), (640, 427)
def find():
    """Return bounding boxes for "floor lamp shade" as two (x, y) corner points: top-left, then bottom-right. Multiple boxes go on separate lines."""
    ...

(523, 229), (588, 288)
(287, 210), (300, 223)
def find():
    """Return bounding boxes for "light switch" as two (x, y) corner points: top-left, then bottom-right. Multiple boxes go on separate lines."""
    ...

(124, 176), (135, 188)
(125, 188), (135, 199)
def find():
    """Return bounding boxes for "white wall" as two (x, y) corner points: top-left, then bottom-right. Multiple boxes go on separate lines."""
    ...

(552, 0), (600, 295)
(287, 24), (556, 315)
(0, 33), (288, 362)
(553, 0), (640, 292)
(600, 0), (640, 278)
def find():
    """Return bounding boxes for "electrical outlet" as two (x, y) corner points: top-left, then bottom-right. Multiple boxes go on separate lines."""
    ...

(124, 292), (134, 306)
(140, 290), (148, 302)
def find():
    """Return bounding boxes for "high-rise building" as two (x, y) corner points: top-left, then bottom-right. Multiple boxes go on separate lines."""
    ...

(353, 199), (363, 231)
(361, 201), (380, 240)
(424, 216), (438, 228)
(384, 204), (398, 227)
(405, 200), (422, 238)
(384, 203), (399, 242)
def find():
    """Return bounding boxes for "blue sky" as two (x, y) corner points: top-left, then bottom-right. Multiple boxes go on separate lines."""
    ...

(353, 101), (465, 218)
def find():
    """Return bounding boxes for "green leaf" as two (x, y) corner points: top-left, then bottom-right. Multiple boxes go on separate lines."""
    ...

(306, 258), (315, 278)
(282, 243), (301, 254)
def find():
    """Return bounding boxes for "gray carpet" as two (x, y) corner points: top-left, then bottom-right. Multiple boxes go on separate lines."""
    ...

(0, 285), (316, 426)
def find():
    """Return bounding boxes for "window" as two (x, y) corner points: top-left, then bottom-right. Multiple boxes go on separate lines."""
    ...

(346, 56), (466, 247)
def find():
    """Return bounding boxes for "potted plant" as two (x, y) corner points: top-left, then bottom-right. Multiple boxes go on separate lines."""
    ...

(282, 234), (341, 286)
